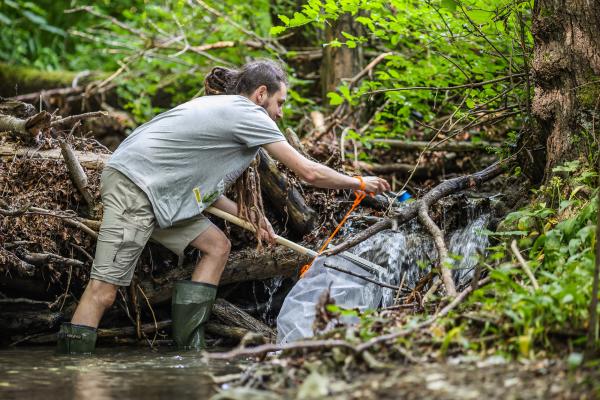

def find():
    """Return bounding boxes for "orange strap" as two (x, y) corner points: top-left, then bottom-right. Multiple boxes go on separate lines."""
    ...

(299, 176), (367, 277)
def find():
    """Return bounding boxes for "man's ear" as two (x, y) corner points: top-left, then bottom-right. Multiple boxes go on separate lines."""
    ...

(255, 85), (268, 101)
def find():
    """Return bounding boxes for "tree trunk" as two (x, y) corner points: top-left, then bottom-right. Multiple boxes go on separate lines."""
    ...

(520, 0), (600, 183)
(321, 13), (363, 100)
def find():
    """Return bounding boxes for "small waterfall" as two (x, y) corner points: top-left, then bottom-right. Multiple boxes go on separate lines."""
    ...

(277, 200), (492, 342)
(352, 210), (490, 306)
(262, 276), (284, 324)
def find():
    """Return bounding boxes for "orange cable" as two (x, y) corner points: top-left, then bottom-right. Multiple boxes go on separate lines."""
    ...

(299, 176), (368, 277)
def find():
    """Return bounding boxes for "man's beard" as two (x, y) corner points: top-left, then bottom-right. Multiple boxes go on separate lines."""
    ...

(259, 100), (277, 121)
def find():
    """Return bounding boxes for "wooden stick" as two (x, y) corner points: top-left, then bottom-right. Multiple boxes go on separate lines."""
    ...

(418, 202), (457, 297)
(59, 138), (95, 208)
(206, 206), (386, 275)
(206, 206), (317, 257)
(50, 111), (107, 128)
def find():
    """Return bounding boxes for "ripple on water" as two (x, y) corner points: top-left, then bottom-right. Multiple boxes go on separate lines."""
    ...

(0, 347), (243, 400)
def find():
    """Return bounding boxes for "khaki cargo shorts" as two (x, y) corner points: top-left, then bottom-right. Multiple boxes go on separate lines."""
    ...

(90, 167), (212, 286)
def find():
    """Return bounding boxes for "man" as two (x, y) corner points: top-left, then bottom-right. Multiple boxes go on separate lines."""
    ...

(56, 60), (390, 354)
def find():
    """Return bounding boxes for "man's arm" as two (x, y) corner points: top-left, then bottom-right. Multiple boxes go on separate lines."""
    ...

(210, 195), (276, 242)
(263, 141), (390, 193)
(211, 195), (238, 215)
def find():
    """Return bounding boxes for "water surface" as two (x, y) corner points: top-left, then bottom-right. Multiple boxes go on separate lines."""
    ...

(0, 347), (240, 400)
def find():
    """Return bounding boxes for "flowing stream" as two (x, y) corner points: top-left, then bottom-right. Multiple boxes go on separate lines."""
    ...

(353, 212), (491, 306)
(0, 347), (240, 400)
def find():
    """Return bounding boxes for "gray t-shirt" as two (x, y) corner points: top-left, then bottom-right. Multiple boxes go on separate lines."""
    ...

(107, 95), (285, 228)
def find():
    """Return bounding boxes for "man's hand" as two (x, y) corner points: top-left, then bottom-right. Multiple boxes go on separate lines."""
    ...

(258, 216), (276, 244)
(362, 176), (391, 195)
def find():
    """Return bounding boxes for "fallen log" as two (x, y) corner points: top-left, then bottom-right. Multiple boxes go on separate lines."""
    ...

(213, 298), (276, 339)
(142, 246), (308, 305)
(0, 62), (99, 97)
(0, 143), (108, 169)
(0, 111), (51, 139)
(15, 319), (252, 345)
(0, 303), (62, 338)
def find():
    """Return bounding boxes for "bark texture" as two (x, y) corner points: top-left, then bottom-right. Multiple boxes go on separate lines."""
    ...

(321, 13), (363, 100)
(522, 0), (600, 182)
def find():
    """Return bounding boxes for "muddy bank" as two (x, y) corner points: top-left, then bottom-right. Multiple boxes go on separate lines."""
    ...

(213, 357), (600, 399)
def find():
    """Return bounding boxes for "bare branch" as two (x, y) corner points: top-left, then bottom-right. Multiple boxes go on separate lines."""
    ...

(510, 240), (539, 290)
(325, 157), (513, 256)
(50, 111), (108, 129)
(365, 73), (526, 95)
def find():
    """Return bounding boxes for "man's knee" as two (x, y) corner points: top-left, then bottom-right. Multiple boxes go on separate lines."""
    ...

(212, 236), (231, 259)
(88, 280), (118, 309)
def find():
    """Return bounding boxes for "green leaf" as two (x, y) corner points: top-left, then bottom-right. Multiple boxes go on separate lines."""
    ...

(270, 26), (286, 36)
(278, 14), (290, 25)
(341, 31), (356, 40)
(468, 10), (491, 24)
(289, 12), (312, 27)
(21, 10), (47, 26)
(327, 92), (344, 105)
(41, 24), (66, 37)
(339, 85), (352, 102)
(441, 0), (457, 10)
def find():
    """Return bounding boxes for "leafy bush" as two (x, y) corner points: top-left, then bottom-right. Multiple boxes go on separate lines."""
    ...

(472, 160), (598, 356)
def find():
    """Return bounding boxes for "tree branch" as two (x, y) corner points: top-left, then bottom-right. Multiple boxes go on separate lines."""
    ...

(325, 158), (513, 256)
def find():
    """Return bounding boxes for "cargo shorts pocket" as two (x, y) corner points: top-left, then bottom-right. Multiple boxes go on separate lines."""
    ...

(114, 222), (153, 267)
(92, 221), (153, 285)
(93, 226), (123, 268)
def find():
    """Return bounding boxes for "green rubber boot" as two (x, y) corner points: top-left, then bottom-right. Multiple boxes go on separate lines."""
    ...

(56, 322), (97, 355)
(171, 281), (217, 350)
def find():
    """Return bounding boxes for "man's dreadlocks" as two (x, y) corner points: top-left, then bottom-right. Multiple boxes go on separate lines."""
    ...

(203, 60), (287, 247)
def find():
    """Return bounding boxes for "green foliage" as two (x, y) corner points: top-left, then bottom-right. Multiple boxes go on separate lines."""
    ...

(472, 161), (598, 356)
(272, 0), (532, 145)
(0, 0), (277, 121)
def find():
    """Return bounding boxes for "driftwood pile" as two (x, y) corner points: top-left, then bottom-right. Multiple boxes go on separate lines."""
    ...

(0, 96), (325, 347)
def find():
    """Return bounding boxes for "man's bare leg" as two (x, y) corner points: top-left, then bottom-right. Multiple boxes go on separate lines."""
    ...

(71, 279), (118, 328)
(189, 225), (231, 284)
